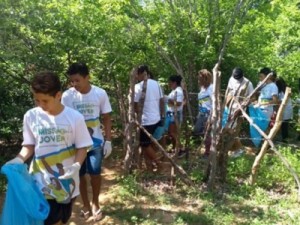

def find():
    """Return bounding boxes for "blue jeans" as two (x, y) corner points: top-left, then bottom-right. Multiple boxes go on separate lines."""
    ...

(167, 110), (183, 126)
(79, 147), (103, 176)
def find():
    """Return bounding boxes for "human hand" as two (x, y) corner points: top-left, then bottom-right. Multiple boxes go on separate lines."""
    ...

(253, 103), (260, 108)
(58, 162), (81, 180)
(5, 156), (24, 165)
(103, 141), (112, 159)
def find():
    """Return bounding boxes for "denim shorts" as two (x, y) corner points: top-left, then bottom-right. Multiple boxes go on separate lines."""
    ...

(80, 147), (103, 176)
(167, 110), (183, 125)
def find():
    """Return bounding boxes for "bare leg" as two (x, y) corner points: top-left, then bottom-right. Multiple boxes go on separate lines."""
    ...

(90, 174), (101, 212)
(143, 144), (160, 171)
(168, 123), (177, 150)
(80, 175), (91, 214)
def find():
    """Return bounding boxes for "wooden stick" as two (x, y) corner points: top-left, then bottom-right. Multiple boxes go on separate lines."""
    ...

(235, 90), (300, 200)
(135, 120), (195, 187)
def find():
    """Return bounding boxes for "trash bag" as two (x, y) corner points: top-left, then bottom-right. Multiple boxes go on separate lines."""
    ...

(153, 116), (171, 140)
(222, 107), (230, 128)
(0, 164), (50, 225)
(248, 105), (270, 148)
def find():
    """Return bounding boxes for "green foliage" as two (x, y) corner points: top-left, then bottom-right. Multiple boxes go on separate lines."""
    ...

(1, 0), (299, 140)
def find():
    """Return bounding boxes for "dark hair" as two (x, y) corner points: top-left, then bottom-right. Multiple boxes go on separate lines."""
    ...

(137, 65), (149, 75)
(232, 67), (244, 80)
(198, 69), (212, 88)
(31, 71), (61, 97)
(259, 67), (272, 76)
(168, 75), (182, 86)
(275, 77), (287, 93)
(137, 64), (154, 78)
(270, 70), (277, 82)
(67, 62), (89, 77)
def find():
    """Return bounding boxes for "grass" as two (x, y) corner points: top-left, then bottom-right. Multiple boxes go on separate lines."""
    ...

(99, 144), (300, 225)
(1, 141), (300, 224)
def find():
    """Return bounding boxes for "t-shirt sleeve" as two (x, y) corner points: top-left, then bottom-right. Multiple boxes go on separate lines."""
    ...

(22, 112), (35, 146)
(74, 114), (93, 149)
(175, 88), (184, 103)
(208, 85), (213, 96)
(100, 90), (112, 114)
(61, 91), (71, 107)
(247, 82), (254, 96)
(271, 84), (278, 96)
(134, 83), (142, 103)
(227, 77), (234, 94)
(159, 84), (164, 98)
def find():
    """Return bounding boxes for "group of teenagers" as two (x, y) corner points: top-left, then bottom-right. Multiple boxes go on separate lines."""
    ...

(3, 63), (296, 225)
(136, 65), (295, 167)
(5, 63), (112, 224)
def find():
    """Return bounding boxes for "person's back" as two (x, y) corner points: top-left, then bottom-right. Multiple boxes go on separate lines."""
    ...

(135, 78), (162, 126)
(134, 65), (164, 171)
(225, 67), (254, 157)
(226, 68), (254, 109)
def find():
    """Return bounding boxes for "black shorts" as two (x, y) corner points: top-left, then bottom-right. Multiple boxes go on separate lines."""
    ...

(140, 122), (159, 147)
(44, 198), (75, 225)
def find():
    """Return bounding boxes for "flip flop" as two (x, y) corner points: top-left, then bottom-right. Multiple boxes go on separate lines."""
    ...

(93, 209), (103, 222)
(80, 209), (91, 219)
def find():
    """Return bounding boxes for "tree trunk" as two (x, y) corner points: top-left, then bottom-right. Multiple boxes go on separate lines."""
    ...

(124, 69), (137, 173)
(249, 87), (291, 184)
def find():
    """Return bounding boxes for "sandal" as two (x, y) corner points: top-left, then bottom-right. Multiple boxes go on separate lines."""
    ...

(80, 209), (91, 219)
(93, 209), (103, 222)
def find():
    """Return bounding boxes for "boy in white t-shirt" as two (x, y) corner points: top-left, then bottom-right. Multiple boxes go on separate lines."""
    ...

(6, 71), (93, 225)
(134, 65), (164, 171)
(224, 67), (254, 156)
(61, 62), (112, 221)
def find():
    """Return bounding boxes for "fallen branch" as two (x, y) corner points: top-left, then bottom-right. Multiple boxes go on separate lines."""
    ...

(134, 120), (195, 187)
(234, 90), (300, 200)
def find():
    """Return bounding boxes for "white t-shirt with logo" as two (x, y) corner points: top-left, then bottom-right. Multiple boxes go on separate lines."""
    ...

(134, 79), (163, 126)
(62, 85), (112, 150)
(198, 84), (213, 112)
(23, 106), (93, 203)
(167, 86), (184, 112)
(258, 82), (278, 119)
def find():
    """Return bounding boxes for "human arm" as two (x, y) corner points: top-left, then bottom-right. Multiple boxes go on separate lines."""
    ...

(102, 113), (112, 158)
(168, 98), (182, 107)
(160, 97), (165, 118)
(74, 147), (88, 165)
(59, 113), (91, 180)
(6, 145), (34, 164)
(58, 147), (87, 180)
(102, 113), (112, 141)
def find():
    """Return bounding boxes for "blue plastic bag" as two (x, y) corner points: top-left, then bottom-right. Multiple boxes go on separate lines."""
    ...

(153, 116), (171, 140)
(0, 164), (50, 225)
(248, 105), (270, 147)
(222, 107), (229, 128)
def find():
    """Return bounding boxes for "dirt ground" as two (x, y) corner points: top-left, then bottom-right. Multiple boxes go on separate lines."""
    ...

(68, 158), (123, 225)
